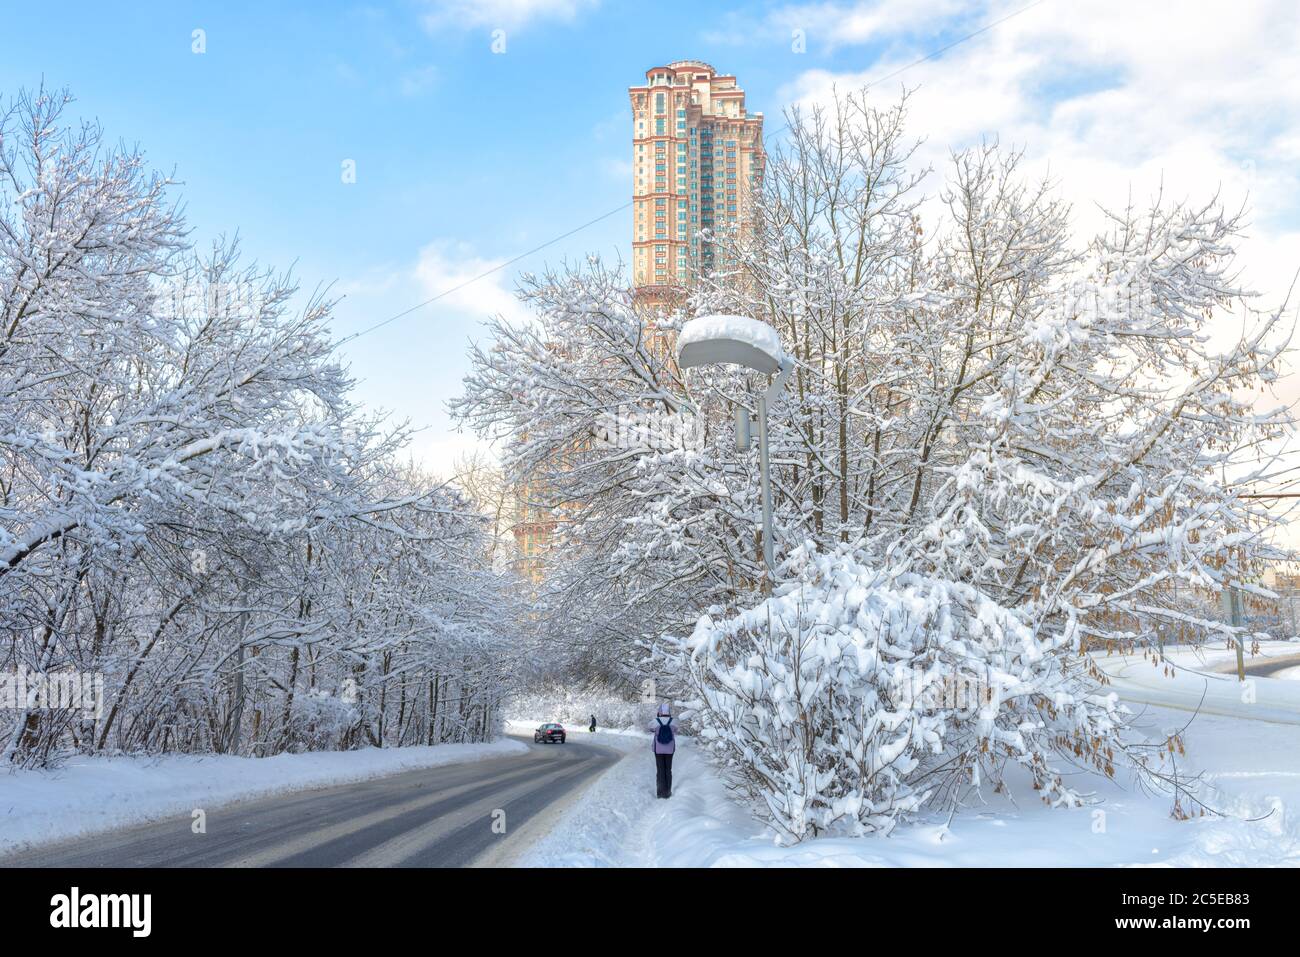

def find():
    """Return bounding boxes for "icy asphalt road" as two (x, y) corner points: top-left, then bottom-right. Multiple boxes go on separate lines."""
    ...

(1100, 643), (1300, 725)
(0, 736), (622, 868)
(1228, 653), (1300, 678)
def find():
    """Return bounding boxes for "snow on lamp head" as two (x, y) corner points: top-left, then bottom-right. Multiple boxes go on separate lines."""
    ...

(677, 314), (786, 375)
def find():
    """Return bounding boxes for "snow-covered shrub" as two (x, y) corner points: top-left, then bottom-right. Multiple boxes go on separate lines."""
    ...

(284, 690), (361, 753)
(673, 543), (1127, 841)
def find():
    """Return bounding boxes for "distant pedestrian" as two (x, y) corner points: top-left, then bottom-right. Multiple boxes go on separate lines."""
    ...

(589, 713), (597, 733)
(652, 703), (676, 798)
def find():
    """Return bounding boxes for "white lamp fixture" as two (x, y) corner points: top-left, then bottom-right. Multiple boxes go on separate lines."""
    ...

(677, 314), (793, 576)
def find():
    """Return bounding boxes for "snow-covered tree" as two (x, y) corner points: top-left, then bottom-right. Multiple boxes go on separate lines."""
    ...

(0, 88), (522, 766)
(457, 89), (1294, 835)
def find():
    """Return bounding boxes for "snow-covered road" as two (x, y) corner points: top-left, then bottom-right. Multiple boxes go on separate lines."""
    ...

(0, 736), (620, 867)
(1098, 642), (1300, 725)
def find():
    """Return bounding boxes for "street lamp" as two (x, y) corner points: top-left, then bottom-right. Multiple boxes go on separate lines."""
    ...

(677, 314), (794, 577)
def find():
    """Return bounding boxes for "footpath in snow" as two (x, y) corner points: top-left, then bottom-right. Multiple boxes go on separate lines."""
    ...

(0, 738), (526, 856)
(517, 727), (660, 867)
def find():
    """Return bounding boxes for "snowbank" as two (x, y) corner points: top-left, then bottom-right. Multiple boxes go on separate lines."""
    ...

(516, 732), (653, 867)
(1121, 639), (1298, 674)
(0, 739), (527, 855)
(640, 724), (1299, 866)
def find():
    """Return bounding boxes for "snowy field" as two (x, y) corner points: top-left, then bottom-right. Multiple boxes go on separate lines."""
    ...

(522, 645), (1300, 867)
(1111, 639), (1300, 676)
(0, 739), (526, 856)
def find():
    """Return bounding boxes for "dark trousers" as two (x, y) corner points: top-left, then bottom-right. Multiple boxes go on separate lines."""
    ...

(655, 752), (674, 798)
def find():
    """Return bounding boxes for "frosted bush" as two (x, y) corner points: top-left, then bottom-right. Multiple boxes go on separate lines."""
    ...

(288, 690), (360, 752)
(673, 543), (1128, 841)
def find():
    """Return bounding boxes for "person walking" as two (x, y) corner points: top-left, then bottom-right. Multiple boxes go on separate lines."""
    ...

(652, 703), (676, 798)
(589, 713), (597, 733)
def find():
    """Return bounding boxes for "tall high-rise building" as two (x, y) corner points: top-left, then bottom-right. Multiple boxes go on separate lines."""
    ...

(509, 62), (765, 583)
(629, 61), (764, 298)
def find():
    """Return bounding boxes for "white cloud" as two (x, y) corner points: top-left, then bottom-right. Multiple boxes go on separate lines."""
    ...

(332, 241), (529, 476)
(335, 239), (532, 331)
(705, 0), (973, 49)
(420, 0), (599, 32)
(775, 0), (973, 49)
(779, 1), (1300, 305)
(411, 240), (533, 328)
(414, 430), (498, 481)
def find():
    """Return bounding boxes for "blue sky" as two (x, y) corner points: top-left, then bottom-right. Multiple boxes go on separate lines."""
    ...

(3, 0), (1298, 470)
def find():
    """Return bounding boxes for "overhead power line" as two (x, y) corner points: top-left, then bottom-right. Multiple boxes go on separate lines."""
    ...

(333, 203), (632, 350)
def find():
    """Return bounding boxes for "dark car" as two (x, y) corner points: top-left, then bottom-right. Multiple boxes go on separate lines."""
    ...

(534, 723), (566, 744)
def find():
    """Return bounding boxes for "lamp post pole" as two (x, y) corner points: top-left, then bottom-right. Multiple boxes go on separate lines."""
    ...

(1226, 586), (1246, 681)
(756, 358), (794, 578)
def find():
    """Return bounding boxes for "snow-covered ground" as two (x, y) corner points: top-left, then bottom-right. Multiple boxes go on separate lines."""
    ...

(1114, 638), (1299, 675)
(11, 644), (1297, 867)
(517, 730), (654, 867)
(522, 724), (1300, 867)
(521, 644), (1300, 867)
(1097, 641), (1300, 724)
(0, 739), (526, 856)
